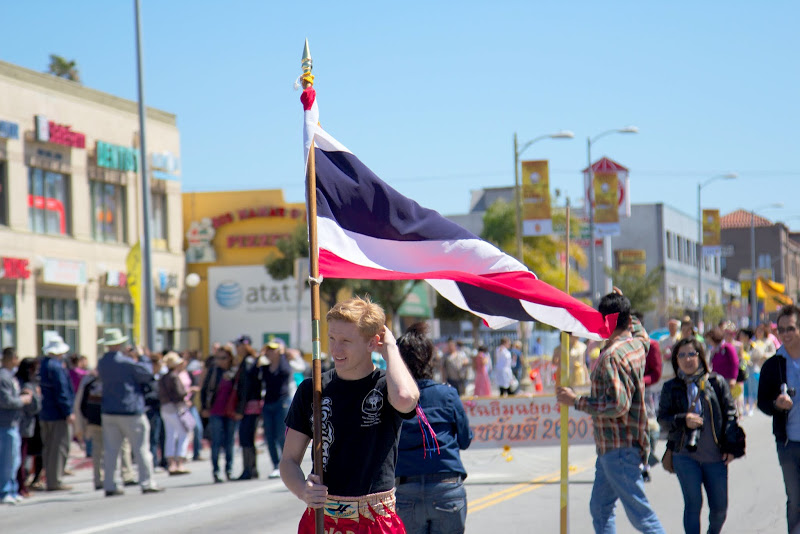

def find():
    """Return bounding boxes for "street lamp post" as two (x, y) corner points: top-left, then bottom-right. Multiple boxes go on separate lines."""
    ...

(513, 130), (573, 356)
(750, 203), (784, 329)
(696, 173), (737, 329)
(586, 127), (638, 306)
(514, 131), (575, 262)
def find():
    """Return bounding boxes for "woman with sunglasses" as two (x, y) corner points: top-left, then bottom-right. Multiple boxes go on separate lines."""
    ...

(200, 344), (241, 483)
(657, 337), (742, 534)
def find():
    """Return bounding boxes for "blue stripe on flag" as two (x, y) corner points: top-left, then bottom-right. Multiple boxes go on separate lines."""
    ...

(456, 281), (532, 321)
(315, 148), (476, 242)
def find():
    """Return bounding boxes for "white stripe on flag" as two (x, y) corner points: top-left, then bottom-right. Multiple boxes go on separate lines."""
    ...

(318, 218), (527, 275)
(426, 279), (518, 329)
(427, 279), (604, 339)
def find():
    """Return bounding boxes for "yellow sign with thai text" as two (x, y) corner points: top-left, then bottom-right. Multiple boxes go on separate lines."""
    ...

(615, 249), (647, 276)
(594, 173), (619, 223)
(521, 160), (552, 236)
(703, 209), (721, 247)
(594, 173), (620, 236)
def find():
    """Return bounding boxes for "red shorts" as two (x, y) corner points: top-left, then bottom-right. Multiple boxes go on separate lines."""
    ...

(298, 489), (406, 534)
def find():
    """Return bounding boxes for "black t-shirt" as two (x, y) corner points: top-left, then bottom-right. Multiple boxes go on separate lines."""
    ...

(285, 368), (415, 497)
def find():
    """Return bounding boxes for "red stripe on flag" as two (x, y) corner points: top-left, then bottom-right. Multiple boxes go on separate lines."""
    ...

(319, 249), (615, 336)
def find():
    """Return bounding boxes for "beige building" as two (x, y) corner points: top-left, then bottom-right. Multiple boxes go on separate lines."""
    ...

(0, 60), (186, 363)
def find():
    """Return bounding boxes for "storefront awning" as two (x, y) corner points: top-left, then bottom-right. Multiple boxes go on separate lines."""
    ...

(741, 277), (793, 312)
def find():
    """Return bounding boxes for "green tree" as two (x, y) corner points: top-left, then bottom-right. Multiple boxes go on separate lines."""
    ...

(264, 222), (350, 310)
(605, 266), (665, 315)
(435, 296), (482, 345)
(264, 223), (422, 329)
(352, 280), (422, 332)
(435, 199), (588, 338)
(482, 199), (588, 295)
(703, 292), (725, 328)
(47, 55), (81, 82)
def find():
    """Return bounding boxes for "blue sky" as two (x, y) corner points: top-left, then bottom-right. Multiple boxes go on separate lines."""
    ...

(4, 1), (799, 230)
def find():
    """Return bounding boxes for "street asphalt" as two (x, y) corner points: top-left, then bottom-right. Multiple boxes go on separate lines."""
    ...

(0, 407), (787, 533)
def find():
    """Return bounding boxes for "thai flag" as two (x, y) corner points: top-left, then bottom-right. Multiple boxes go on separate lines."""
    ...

(302, 87), (613, 340)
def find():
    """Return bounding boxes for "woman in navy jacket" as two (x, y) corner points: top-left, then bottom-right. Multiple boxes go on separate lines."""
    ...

(395, 323), (473, 534)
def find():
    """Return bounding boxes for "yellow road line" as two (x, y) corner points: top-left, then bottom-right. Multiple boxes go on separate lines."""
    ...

(467, 463), (593, 514)
(467, 472), (558, 507)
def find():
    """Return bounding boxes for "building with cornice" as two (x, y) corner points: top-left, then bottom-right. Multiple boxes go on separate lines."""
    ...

(0, 60), (185, 362)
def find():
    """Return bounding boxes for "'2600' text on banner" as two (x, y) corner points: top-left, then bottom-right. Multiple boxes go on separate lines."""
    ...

(461, 395), (594, 448)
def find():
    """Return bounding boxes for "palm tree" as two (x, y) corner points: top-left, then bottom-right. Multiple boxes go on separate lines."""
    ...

(47, 55), (81, 83)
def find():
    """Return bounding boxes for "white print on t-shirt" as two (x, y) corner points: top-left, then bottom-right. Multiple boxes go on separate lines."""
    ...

(361, 389), (383, 427)
(320, 396), (333, 471)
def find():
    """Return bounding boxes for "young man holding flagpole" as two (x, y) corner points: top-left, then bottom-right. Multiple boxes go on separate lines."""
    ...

(280, 297), (419, 533)
(292, 38), (615, 534)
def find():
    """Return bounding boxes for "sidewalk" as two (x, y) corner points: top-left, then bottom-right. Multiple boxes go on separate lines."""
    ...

(66, 441), (93, 473)
(65, 426), (267, 473)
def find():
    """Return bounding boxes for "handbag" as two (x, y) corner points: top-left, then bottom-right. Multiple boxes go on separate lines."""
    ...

(178, 407), (196, 432)
(661, 449), (674, 474)
(724, 421), (747, 458)
(708, 375), (747, 458)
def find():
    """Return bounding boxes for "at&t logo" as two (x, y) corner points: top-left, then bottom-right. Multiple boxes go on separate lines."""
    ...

(215, 281), (243, 309)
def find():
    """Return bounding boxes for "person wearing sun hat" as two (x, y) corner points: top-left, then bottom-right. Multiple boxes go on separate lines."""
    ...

(96, 328), (163, 496)
(158, 352), (191, 476)
(38, 331), (74, 492)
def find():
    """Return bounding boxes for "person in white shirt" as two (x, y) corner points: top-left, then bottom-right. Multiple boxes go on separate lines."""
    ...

(660, 319), (681, 382)
(494, 338), (514, 396)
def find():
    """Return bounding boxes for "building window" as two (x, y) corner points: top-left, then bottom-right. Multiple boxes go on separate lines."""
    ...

(666, 231), (673, 259)
(36, 297), (79, 354)
(0, 294), (16, 348)
(152, 191), (168, 250)
(28, 168), (70, 235)
(154, 306), (174, 352)
(90, 181), (127, 243)
(685, 239), (692, 265)
(96, 301), (133, 345)
(677, 237), (684, 262)
(0, 160), (7, 226)
(668, 285), (679, 305)
(682, 287), (696, 308)
(757, 254), (772, 270)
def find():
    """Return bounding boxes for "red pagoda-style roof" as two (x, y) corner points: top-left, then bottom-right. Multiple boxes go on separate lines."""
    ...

(581, 156), (629, 174)
(720, 209), (773, 229)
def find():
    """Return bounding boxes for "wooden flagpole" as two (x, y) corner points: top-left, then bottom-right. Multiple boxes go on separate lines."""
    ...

(559, 198), (571, 534)
(301, 39), (325, 534)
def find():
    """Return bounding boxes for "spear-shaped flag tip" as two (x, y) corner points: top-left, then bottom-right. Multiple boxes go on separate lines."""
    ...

(302, 39), (312, 72)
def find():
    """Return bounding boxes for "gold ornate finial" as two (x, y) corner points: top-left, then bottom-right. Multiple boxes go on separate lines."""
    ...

(301, 39), (314, 87)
